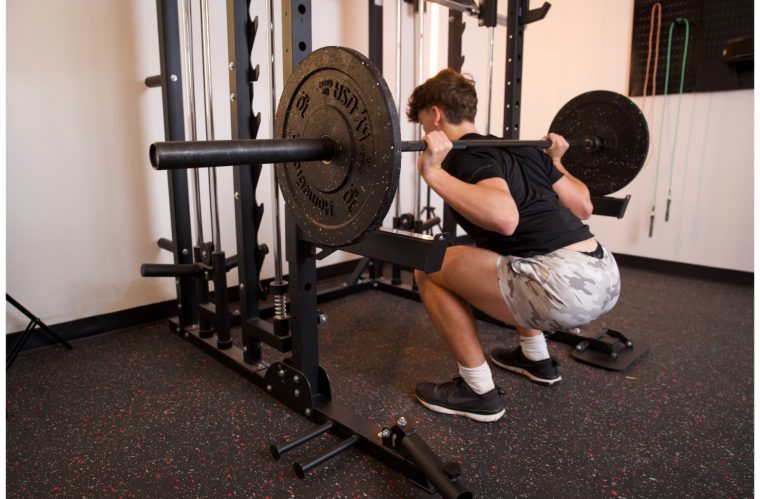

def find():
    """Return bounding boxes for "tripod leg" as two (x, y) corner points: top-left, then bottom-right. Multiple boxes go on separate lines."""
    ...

(7, 321), (36, 369)
(6, 294), (72, 350)
(36, 322), (73, 350)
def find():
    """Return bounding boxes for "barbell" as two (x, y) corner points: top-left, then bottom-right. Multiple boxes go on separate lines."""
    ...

(150, 46), (649, 247)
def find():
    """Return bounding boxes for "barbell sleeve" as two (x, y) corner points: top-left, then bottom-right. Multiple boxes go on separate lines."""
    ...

(150, 138), (335, 170)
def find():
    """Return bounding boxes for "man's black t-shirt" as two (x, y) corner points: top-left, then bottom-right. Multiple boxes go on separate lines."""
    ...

(442, 133), (593, 257)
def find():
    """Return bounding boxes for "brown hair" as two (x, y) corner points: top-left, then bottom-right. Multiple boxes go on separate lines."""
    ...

(406, 68), (478, 124)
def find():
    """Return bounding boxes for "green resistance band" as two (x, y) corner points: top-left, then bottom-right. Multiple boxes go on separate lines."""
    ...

(650, 17), (690, 237)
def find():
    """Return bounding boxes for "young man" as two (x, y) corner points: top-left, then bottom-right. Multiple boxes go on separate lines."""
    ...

(407, 69), (621, 422)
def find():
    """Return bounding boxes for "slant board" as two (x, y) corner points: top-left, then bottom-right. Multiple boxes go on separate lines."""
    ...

(628, 0), (754, 96)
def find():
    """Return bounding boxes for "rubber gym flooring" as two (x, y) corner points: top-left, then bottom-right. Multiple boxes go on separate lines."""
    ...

(6, 263), (754, 498)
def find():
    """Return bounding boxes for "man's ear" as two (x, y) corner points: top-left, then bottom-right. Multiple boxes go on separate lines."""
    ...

(430, 105), (443, 128)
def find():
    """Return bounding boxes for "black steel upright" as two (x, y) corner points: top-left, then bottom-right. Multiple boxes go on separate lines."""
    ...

(447, 10), (465, 72)
(280, 0), (324, 397)
(227, 0), (266, 363)
(368, 0), (383, 69)
(502, 0), (550, 138)
(503, 0), (526, 138)
(156, 0), (198, 328)
(284, 220), (323, 396)
(281, 0), (313, 81)
(443, 8), (466, 238)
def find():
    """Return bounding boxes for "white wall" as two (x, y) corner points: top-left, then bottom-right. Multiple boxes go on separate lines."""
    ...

(7, 1), (176, 331)
(6, 0), (753, 332)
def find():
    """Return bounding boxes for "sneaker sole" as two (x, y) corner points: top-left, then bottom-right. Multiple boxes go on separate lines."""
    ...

(416, 396), (505, 423)
(490, 355), (562, 386)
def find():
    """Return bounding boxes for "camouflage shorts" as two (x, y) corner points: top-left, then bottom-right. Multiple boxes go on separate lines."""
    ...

(496, 244), (621, 331)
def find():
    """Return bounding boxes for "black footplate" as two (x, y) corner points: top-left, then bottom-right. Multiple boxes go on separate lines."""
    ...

(545, 328), (649, 371)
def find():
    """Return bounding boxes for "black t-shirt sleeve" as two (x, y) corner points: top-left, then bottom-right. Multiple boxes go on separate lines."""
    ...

(541, 152), (564, 184)
(446, 148), (508, 185)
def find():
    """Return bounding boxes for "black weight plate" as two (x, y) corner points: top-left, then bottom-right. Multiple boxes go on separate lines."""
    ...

(550, 90), (649, 196)
(274, 47), (401, 247)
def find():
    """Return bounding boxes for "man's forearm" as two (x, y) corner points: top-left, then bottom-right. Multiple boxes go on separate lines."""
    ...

(553, 159), (590, 197)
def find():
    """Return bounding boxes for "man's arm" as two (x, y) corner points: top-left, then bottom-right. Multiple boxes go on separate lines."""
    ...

(544, 133), (593, 220)
(419, 131), (519, 235)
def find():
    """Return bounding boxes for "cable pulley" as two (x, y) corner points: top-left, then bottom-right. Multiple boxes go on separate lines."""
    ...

(150, 46), (649, 246)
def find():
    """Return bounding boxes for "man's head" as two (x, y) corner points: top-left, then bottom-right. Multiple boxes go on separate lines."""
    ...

(406, 68), (478, 133)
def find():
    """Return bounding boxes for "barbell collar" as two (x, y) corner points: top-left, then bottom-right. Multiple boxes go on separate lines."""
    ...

(150, 137), (335, 170)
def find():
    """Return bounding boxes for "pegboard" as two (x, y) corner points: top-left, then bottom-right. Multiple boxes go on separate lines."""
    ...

(629, 0), (753, 96)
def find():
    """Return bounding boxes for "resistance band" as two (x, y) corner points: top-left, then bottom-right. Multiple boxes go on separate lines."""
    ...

(650, 17), (690, 237)
(641, 3), (662, 123)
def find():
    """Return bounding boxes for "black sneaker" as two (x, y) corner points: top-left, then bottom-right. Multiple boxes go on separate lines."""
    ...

(415, 377), (505, 423)
(489, 346), (561, 385)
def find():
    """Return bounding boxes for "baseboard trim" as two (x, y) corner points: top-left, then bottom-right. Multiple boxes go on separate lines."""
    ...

(613, 253), (753, 286)
(6, 299), (180, 355)
(7, 255), (751, 354)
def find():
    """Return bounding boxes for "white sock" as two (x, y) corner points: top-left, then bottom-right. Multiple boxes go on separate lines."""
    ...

(520, 334), (550, 361)
(458, 361), (495, 395)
